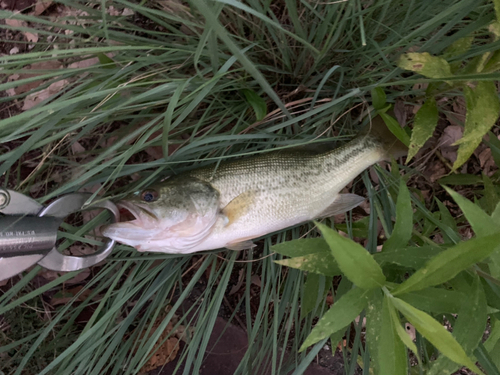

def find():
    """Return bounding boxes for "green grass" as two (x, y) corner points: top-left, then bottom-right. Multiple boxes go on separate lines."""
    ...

(1, 0), (500, 374)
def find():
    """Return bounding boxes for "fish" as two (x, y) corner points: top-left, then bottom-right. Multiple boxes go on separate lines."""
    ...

(102, 116), (407, 253)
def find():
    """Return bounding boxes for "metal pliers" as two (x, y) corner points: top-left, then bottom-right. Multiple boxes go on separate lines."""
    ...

(0, 188), (120, 282)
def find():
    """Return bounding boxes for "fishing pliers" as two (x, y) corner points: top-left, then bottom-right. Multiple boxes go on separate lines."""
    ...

(0, 188), (120, 282)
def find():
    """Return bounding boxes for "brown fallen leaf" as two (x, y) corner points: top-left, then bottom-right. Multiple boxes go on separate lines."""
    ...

(5, 17), (38, 43)
(439, 125), (463, 163)
(34, 0), (52, 15)
(23, 79), (69, 110)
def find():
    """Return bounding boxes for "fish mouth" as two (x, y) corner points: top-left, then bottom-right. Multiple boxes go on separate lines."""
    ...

(116, 201), (158, 225)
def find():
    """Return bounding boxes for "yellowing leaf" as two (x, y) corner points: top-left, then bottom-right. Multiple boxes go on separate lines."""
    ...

(453, 81), (500, 169)
(317, 222), (386, 289)
(407, 97), (438, 161)
(275, 253), (341, 276)
(443, 37), (473, 73)
(398, 52), (452, 79)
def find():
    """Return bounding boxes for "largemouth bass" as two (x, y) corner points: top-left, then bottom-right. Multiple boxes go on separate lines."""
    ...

(102, 116), (407, 253)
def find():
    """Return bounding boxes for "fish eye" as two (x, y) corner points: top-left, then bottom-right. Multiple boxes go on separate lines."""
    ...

(140, 189), (159, 202)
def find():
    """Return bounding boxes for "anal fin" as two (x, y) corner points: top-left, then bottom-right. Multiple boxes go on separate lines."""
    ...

(317, 194), (365, 218)
(226, 240), (256, 251)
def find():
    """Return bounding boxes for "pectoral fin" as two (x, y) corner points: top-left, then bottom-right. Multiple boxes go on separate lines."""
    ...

(317, 194), (365, 218)
(222, 191), (255, 226)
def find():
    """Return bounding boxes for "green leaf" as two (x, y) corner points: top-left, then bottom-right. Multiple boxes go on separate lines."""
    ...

(271, 238), (329, 258)
(302, 273), (321, 317)
(379, 112), (411, 147)
(375, 246), (442, 270)
(299, 287), (371, 351)
(399, 288), (464, 314)
(482, 174), (499, 215)
(241, 89), (267, 121)
(443, 186), (498, 237)
(371, 87), (387, 110)
(275, 253), (341, 277)
(407, 97), (438, 162)
(317, 222), (386, 289)
(428, 276), (487, 375)
(97, 53), (116, 68)
(383, 181), (413, 252)
(484, 317), (500, 353)
(378, 296), (408, 375)
(487, 131), (500, 168)
(391, 297), (484, 374)
(438, 174), (483, 185)
(335, 217), (370, 238)
(392, 233), (500, 295)
(366, 291), (384, 375)
(484, 50), (500, 72)
(494, 0), (500, 23)
(442, 37), (474, 73)
(454, 81), (500, 169)
(387, 297), (419, 364)
(397, 52), (452, 79)
(435, 199), (459, 244)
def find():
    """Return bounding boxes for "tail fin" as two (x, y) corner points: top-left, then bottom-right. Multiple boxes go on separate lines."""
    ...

(360, 114), (408, 160)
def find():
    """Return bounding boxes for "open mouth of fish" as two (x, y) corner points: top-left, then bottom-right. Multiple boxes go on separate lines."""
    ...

(116, 201), (158, 225)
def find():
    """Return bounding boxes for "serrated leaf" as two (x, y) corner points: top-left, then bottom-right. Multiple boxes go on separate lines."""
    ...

(383, 181), (413, 252)
(443, 186), (498, 237)
(391, 297), (484, 374)
(438, 174), (483, 185)
(271, 238), (329, 257)
(407, 97), (438, 162)
(379, 112), (410, 147)
(302, 273), (321, 317)
(241, 89), (267, 121)
(275, 252), (341, 277)
(392, 233), (500, 295)
(428, 276), (487, 375)
(317, 222), (386, 289)
(371, 87), (387, 110)
(399, 288), (464, 314)
(375, 246), (441, 269)
(378, 296), (408, 375)
(453, 81), (500, 169)
(299, 287), (371, 351)
(398, 52), (452, 79)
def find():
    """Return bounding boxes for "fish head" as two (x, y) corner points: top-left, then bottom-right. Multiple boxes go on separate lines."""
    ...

(102, 178), (221, 253)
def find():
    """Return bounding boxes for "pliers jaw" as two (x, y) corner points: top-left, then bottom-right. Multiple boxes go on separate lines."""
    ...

(0, 188), (119, 282)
